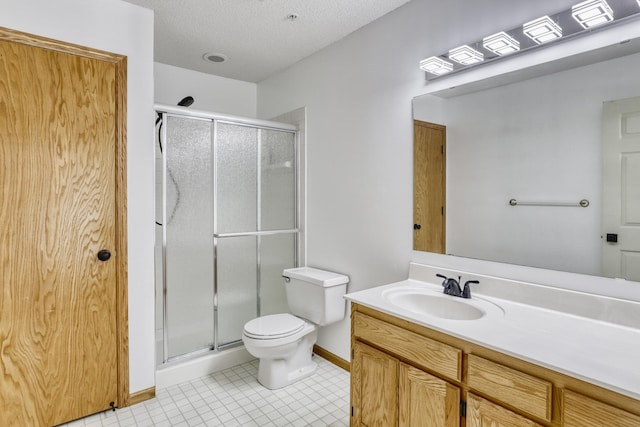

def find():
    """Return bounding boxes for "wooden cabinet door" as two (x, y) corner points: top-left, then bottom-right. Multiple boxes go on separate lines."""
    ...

(399, 363), (459, 427)
(351, 341), (398, 426)
(467, 393), (543, 427)
(563, 390), (640, 427)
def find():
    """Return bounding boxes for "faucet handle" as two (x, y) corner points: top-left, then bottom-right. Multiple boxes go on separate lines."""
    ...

(436, 274), (448, 287)
(462, 280), (479, 298)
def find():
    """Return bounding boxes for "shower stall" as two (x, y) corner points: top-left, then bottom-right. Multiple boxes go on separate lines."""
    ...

(155, 105), (300, 365)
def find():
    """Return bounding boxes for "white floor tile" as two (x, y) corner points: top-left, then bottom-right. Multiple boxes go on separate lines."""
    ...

(60, 354), (349, 426)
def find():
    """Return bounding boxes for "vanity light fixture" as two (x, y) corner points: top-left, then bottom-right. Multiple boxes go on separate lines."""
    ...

(523, 15), (563, 44)
(420, 0), (640, 80)
(419, 56), (454, 75)
(449, 45), (484, 65)
(482, 31), (521, 56)
(572, 0), (614, 28)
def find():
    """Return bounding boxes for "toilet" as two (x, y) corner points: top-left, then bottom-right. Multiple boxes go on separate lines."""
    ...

(242, 266), (349, 389)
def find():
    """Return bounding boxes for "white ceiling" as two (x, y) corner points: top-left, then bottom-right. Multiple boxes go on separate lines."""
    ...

(122, 0), (412, 83)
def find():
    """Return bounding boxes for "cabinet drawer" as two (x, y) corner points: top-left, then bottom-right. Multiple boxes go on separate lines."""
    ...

(467, 393), (543, 427)
(353, 312), (462, 381)
(563, 389), (640, 427)
(467, 354), (552, 421)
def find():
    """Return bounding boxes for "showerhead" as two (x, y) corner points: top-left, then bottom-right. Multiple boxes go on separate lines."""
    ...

(177, 96), (194, 107)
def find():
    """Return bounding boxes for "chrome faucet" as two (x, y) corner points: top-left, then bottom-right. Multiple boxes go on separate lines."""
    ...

(436, 274), (479, 299)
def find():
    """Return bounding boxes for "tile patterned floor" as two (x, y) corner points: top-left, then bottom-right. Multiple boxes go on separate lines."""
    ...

(62, 355), (350, 427)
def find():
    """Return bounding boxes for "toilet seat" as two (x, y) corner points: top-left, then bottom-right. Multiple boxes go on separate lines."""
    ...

(243, 313), (305, 340)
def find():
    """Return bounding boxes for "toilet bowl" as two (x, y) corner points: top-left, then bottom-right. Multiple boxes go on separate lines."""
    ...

(243, 313), (318, 389)
(242, 267), (349, 390)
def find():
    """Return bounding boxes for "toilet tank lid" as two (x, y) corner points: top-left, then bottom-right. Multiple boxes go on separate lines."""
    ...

(283, 267), (349, 287)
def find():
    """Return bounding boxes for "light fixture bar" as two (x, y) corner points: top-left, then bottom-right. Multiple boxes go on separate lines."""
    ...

(523, 15), (563, 44)
(483, 31), (520, 56)
(572, 0), (614, 28)
(420, 0), (640, 80)
(448, 45), (484, 65)
(419, 56), (454, 75)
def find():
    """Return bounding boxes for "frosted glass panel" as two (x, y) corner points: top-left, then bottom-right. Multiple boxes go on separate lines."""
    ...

(261, 130), (296, 230)
(217, 236), (258, 346)
(217, 123), (258, 233)
(164, 116), (214, 358)
(260, 234), (297, 316)
(158, 111), (298, 361)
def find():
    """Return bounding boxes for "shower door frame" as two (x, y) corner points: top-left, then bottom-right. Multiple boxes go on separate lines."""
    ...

(157, 104), (300, 363)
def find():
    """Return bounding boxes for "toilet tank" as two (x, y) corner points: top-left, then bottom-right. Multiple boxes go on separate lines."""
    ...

(282, 267), (349, 326)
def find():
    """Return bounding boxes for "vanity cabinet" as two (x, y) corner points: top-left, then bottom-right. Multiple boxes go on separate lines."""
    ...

(350, 303), (640, 427)
(352, 341), (459, 427)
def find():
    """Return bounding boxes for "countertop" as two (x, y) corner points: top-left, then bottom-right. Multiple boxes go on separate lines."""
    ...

(345, 278), (640, 400)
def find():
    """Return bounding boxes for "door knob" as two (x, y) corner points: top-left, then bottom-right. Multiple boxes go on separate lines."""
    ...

(97, 249), (112, 261)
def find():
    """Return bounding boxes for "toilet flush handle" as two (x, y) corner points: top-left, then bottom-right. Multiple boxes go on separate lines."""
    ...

(283, 276), (291, 283)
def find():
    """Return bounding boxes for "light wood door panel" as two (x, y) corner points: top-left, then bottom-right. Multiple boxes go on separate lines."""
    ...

(399, 363), (459, 427)
(413, 120), (446, 253)
(352, 341), (398, 426)
(0, 32), (122, 426)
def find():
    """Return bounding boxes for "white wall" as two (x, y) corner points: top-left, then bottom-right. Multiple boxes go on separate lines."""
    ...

(414, 52), (640, 276)
(256, 0), (432, 361)
(154, 62), (257, 117)
(256, 0), (640, 361)
(1, 0), (156, 393)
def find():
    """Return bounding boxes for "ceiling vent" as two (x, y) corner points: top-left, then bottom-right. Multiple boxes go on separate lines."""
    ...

(202, 52), (228, 63)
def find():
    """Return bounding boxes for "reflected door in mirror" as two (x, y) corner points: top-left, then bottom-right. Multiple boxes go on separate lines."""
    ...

(413, 120), (446, 253)
(602, 96), (640, 281)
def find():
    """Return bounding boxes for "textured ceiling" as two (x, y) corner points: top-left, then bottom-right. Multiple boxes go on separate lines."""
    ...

(122, 0), (412, 82)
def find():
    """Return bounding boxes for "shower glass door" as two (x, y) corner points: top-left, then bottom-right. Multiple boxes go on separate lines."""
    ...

(215, 123), (298, 347)
(159, 108), (298, 362)
(163, 115), (214, 359)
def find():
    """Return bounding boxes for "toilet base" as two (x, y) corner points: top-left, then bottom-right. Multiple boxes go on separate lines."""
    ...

(257, 358), (317, 390)
(256, 329), (318, 389)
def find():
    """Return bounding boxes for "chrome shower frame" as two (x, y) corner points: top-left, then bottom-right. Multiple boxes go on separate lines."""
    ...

(156, 104), (300, 364)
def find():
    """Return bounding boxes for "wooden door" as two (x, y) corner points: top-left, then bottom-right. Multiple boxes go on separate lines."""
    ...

(0, 28), (128, 426)
(602, 96), (640, 281)
(351, 341), (398, 426)
(466, 394), (542, 427)
(399, 363), (459, 427)
(413, 120), (446, 253)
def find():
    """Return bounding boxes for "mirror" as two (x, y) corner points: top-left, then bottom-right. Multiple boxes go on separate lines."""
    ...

(413, 48), (640, 278)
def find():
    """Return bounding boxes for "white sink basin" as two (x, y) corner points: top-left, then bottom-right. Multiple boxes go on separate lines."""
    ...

(382, 286), (504, 320)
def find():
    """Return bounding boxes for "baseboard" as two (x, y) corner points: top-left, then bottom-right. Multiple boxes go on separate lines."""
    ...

(313, 344), (350, 372)
(128, 387), (156, 406)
